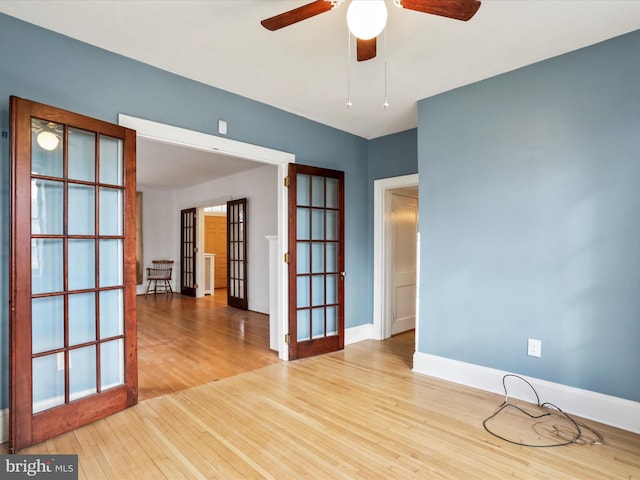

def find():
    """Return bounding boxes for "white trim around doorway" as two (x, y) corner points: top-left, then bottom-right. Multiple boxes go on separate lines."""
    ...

(373, 174), (419, 341)
(117, 114), (294, 361)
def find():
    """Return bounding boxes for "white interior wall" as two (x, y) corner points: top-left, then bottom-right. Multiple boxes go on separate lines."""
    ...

(138, 188), (177, 295)
(165, 163), (278, 313)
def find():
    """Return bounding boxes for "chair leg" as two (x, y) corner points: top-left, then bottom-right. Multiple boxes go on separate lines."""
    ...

(145, 279), (152, 295)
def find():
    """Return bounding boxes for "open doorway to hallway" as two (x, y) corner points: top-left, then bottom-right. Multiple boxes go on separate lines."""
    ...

(202, 204), (228, 300)
(388, 187), (418, 336)
(373, 174), (419, 364)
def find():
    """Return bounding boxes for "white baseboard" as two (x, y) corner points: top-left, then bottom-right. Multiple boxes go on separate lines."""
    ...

(1, 408), (7, 443)
(413, 351), (640, 434)
(345, 323), (373, 346)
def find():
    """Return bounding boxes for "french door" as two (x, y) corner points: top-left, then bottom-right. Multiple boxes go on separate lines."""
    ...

(180, 208), (197, 297)
(227, 198), (248, 309)
(288, 164), (344, 360)
(10, 96), (138, 452)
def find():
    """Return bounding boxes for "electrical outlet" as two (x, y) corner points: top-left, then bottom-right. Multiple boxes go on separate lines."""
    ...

(528, 338), (541, 358)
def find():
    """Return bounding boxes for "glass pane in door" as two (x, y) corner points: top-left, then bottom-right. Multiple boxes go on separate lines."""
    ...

(68, 292), (96, 346)
(32, 354), (65, 413)
(69, 346), (97, 401)
(68, 127), (95, 182)
(31, 119), (63, 177)
(99, 239), (123, 287)
(312, 307), (325, 339)
(311, 243), (324, 273)
(31, 296), (64, 354)
(31, 179), (63, 235)
(326, 306), (338, 336)
(31, 239), (63, 294)
(326, 178), (338, 208)
(311, 175), (324, 206)
(100, 289), (124, 339)
(99, 187), (123, 235)
(297, 310), (310, 342)
(68, 184), (95, 235)
(101, 339), (124, 390)
(68, 240), (95, 290)
(297, 174), (310, 206)
(99, 135), (124, 186)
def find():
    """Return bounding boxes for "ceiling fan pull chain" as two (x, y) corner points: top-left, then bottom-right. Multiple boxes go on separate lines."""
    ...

(383, 61), (389, 109)
(347, 64), (353, 109)
(383, 27), (389, 109)
(347, 28), (353, 108)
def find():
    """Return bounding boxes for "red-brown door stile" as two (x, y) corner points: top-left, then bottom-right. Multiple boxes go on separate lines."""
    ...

(9, 96), (138, 452)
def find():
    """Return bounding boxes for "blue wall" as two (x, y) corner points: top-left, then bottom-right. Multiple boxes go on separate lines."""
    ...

(417, 30), (640, 402)
(366, 128), (419, 290)
(367, 129), (418, 182)
(0, 14), (376, 409)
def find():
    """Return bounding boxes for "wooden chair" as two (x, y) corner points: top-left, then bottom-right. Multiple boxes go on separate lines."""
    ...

(145, 260), (174, 295)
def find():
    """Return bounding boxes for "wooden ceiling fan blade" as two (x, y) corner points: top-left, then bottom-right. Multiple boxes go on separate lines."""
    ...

(261, 0), (335, 31)
(399, 0), (481, 21)
(357, 37), (377, 62)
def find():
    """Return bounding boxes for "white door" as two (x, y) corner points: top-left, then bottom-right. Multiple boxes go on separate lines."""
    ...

(390, 192), (418, 335)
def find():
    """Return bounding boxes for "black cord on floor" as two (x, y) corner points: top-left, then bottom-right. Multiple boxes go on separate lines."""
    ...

(482, 374), (604, 447)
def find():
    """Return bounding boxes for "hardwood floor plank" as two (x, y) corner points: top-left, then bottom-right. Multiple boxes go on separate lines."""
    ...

(137, 290), (281, 401)
(13, 296), (640, 479)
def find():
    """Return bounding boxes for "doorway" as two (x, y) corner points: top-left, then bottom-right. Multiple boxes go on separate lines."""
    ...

(197, 198), (247, 309)
(389, 190), (418, 336)
(119, 114), (293, 361)
(373, 174), (419, 348)
(202, 204), (228, 298)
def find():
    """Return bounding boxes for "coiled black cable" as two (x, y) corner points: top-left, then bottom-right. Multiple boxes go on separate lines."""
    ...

(482, 374), (603, 447)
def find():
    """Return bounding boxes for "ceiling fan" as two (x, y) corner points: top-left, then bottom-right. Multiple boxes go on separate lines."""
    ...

(261, 0), (481, 62)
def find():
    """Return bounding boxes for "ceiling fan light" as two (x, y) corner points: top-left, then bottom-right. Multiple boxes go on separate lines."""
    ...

(347, 0), (388, 40)
(36, 130), (59, 151)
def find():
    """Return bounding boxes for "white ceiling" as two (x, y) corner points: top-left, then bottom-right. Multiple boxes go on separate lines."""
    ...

(136, 137), (265, 189)
(3, 0), (640, 187)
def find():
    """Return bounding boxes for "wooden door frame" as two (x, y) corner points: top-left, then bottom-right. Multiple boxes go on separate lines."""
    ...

(373, 174), (419, 342)
(117, 115), (295, 360)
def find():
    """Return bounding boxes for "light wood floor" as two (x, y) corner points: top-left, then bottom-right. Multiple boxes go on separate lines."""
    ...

(137, 289), (281, 401)
(13, 295), (640, 478)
